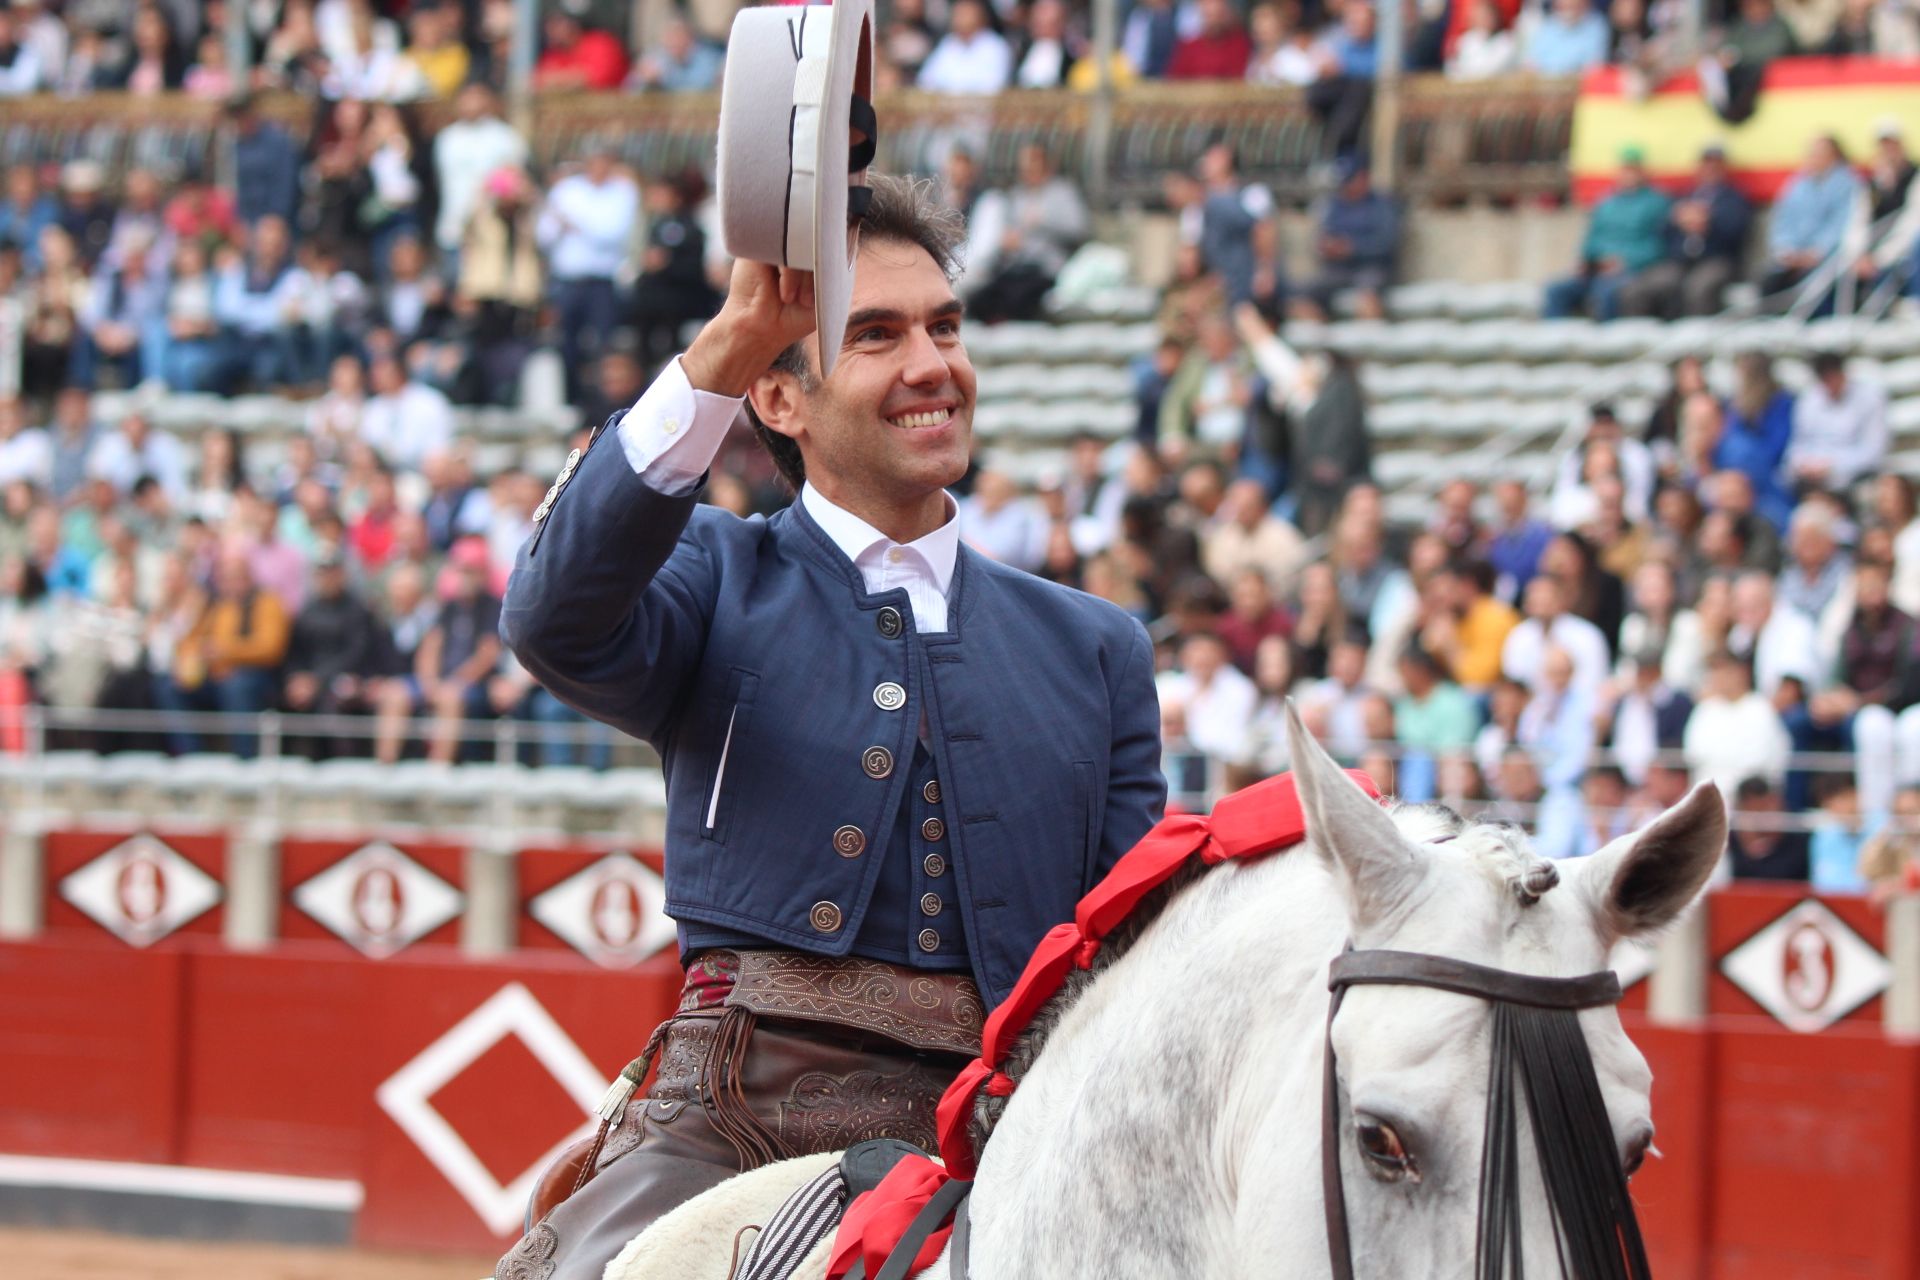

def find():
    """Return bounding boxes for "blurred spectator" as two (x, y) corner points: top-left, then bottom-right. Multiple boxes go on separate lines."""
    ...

(1778, 502), (1852, 620)
(1169, 0), (1254, 78)
(106, 168), (169, 270)
(1788, 352), (1888, 495)
(1860, 787), (1920, 902)
(918, 0), (1012, 93)
(1817, 558), (1909, 812)
(400, 2), (471, 98)
(960, 470), (1048, 571)
(533, 11), (631, 92)
(87, 411), (188, 504)
(627, 169), (716, 359)
(1489, 743), (1583, 858)
(1601, 640), (1694, 784)
(0, 8), (44, 95)
(360, 353), (455, 472)
(360, 106), (425, 280)
(163, 167), (240, 258)
(57, 161), (115, 270)
(1517, 642), (1597, 785)
(1487, 478), (1554, 605)
(1685, 652), (1791, 795)
(1575, 765), (1636, 855)
(433, 84), (528, 276)
(1728, 569), (1821, 700)
(1294, 157), (1399, 323)
(1760, 136), (1861, 301)
(1726, 775), (1811, 880)
(1713, 352), (1795, 527)
(48, 388), (99, 503)
(215, 215), (310, 390)
(115, 5), (185, 94)
(0, 397), (49, 490)
(184, 31), (237, 100)
(1216, 567), (1293, 672)
(457, 167), (545, 404)
(1289, 562), (1352, 680)
(1298, 632), (1377, 757)
(227, 95), (303, 229)
(1619, 144), (1752, 319)
(1543, 148), (1670, 322)
(1194, 145), (1278, 310)
(283, 546), (385, 759)
(1122, 0), (1180, 78)
(884, 0), (940, 81)
(1551, 403), (1655, 528)
(629, 17), (723, 92)
(538, 145), (637, 400)
(1448, 0), (1522, 78)
(1159, 312), (1252, 459)
(1824, 0), (1920, 53)
(1247, 2), (1312, 85)
(1430, 559), (1518, 690)
(1235, 306), (1369, 536)
(1523, 0), (1612, 75)
(966, 145), (1089, 325)
(1203, 476), (1308, 593)
(374, 538), (499, 764)
(1014, 0), (1078, 88)
(0, 167), (58, 266)
(156, 548), (290, 757)
(1305, 1), (1380, 154)
(1503, 572), (1610, 702)
(73, 234), (166, 389)
(1394, 645), (1479, 756)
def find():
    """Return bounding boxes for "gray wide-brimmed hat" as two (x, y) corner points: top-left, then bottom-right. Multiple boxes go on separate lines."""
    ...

(716, 0), (877, 375)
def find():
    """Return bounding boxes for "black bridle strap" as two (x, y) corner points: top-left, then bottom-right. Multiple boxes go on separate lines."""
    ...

(1322, 949), (1626, 1280)
(1329, 950), (1623, 1011)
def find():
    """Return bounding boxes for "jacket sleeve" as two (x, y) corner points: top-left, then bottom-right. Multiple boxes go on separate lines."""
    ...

(1094, 619), (1168, 881)
(499, 434), (718, 746)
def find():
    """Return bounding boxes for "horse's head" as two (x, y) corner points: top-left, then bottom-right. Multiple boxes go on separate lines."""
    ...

(1284, 703), (1725, 1277)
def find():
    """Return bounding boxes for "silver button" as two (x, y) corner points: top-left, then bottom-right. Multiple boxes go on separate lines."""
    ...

(862, 746), (893, 779)
(920, 893), (943, 917)
(811, 901), (844, 933)
(922, 779), (941, 804)
(832, 825), (867, 858)
(921, 817), (945, 842)
(923, 853), (947, 877)
(873, 682), (907, 712)
(917, 928), (940, 952)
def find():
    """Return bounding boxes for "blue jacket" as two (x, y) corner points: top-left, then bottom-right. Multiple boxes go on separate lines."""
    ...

(502, 429), (1167, 1005)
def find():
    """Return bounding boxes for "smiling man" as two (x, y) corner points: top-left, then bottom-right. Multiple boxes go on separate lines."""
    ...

(497, 175), (1164, 1279)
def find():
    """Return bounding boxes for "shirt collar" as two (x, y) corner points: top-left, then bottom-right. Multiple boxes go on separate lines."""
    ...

(800, 482), (960, 596)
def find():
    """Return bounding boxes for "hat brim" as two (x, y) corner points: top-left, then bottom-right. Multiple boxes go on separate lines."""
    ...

(717, 0), (875, 377)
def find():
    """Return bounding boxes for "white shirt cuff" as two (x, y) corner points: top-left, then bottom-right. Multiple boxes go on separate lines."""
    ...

(613, 355), (749, 496)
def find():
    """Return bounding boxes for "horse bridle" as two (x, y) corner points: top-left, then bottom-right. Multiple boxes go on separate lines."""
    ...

(1321, 949), (1648, 1280)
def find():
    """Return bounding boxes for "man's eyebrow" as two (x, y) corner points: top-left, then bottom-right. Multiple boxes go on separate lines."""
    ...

(842, 298), (967, 333)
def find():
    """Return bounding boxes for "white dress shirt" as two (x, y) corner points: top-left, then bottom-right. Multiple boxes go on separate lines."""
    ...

(614, 356), (960, 632)
(1500, 612), (1612, 703)
(360, 381), (456, 470)
(537, 173), (639, 281)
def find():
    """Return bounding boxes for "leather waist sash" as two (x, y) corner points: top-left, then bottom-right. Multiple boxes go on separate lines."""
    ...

(704, 949), (986, 1057)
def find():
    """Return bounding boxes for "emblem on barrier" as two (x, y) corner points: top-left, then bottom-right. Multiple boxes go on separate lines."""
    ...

(528, 852), (675, 967)
(59, 833), (221, 946)
(1719, 899), (1892, 1033)
(292, 840), (464, 957)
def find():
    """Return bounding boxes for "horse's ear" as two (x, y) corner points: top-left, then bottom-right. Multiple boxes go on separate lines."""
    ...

(1577, 782), (1726, 940)
(1284, 699), (1423, 932)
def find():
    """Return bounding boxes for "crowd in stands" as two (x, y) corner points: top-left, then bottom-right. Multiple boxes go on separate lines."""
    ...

(1, 0), (1914, 108)
(1551, 125), (1920, 320)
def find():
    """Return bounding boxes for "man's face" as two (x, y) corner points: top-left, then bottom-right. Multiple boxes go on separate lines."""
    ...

(759, 238), (976, 508)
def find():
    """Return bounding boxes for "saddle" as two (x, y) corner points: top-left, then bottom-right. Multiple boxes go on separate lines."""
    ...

(731, 1139), (945, 1280)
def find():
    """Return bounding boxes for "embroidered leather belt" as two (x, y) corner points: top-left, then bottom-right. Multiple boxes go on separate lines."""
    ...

(701, 949), (986, 1058)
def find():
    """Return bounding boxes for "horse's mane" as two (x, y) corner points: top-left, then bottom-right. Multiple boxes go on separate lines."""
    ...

(966, 800), (1557, 1159)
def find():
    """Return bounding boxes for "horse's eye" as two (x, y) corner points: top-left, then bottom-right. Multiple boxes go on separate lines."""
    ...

(1356, 1118), (1420, 1183)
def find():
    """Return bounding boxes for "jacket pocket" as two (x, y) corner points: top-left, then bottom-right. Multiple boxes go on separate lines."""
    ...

(1073, 760), (1098, 894)
(701, 668), (759, 843)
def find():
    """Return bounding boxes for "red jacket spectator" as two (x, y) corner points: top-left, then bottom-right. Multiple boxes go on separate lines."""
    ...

(1168, 0), (1252, 78)
(534, 14), (631, 91)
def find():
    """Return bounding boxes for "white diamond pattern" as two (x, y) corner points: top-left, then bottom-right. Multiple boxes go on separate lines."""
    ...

(1719, 899), (1892, 1033)
(58, 834), (222, 946)
(374, 983), (605, 1235)
(528, 852), (676, 968)
(291, 840), (464, 957)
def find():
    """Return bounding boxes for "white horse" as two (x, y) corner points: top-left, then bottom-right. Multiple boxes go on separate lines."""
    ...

(611, 706), (1725, 1279)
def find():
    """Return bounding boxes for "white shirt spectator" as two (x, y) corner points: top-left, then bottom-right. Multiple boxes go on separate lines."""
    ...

(1298, 677), (1373, 759)
(1250, 40), (1321, 84)
(1683, 691), (1792, 795)
(1447, 28), (1520, 78)
(958, 491), (1049, 572)
(917, 29), (1014, 94)
(1894, 515), (1920, 616)
(1501, 612), (1611, 701)
(0, 44), (41, 96)
(537, 172), (639, 282)
(1549, 433), (1655, 528)
(1015, 38), (1068, 88)
(433, 116), (528, 254)
(1729, 607), (1824, 697)
(86, 428), (189, 503)
(361, 380), (456, 471)
(1789, 378), (1889, 490)
(1158, 663), (1259, 766)
(0, 424), (52, 488)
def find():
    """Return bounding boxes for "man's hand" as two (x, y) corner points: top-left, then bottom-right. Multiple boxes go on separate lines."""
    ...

(286, 672), (319, 709)
(682, 258), (818, 398)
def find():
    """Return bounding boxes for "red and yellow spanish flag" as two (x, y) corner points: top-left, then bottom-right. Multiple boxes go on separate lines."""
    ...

(1572, 57), (1920, 203)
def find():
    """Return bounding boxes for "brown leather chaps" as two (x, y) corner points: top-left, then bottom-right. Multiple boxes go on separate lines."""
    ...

(493, 951), (982, 1280)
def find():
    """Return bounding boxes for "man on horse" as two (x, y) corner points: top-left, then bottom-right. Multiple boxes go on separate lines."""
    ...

(495, 172), (1166, 1279)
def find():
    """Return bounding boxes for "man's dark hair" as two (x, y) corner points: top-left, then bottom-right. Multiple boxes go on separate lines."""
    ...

(746, 174), (967, 492)
(1812, 351), (1846, 379)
